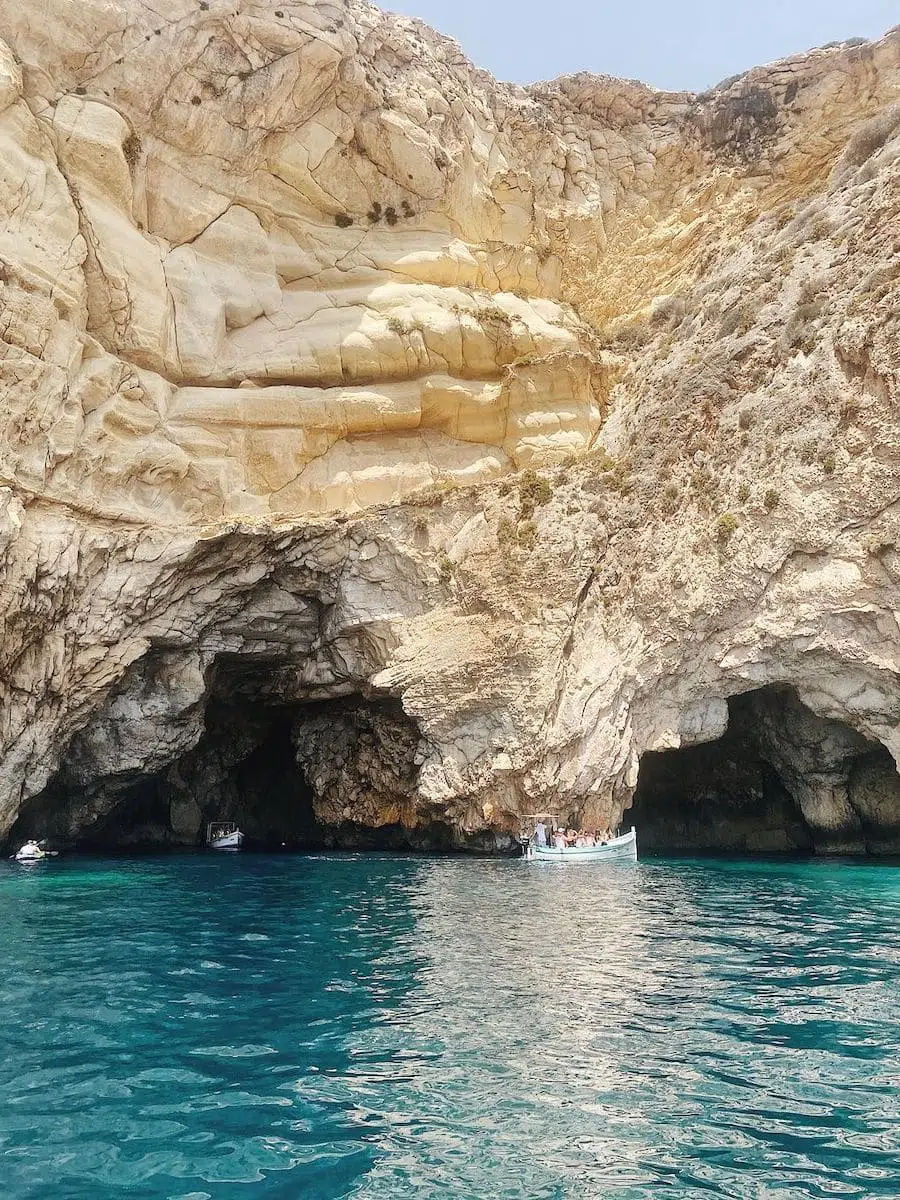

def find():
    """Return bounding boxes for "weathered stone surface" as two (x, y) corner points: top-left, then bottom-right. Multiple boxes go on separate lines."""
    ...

(1, 4), (900, 852)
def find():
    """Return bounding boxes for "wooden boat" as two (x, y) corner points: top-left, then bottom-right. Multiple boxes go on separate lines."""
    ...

(207, 822), (244, 851)
(525, 827), (637, 862)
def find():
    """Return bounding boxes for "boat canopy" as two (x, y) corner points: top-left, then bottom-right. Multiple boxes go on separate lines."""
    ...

(207, 821), (240, 840)
(519, 813), (565, 836)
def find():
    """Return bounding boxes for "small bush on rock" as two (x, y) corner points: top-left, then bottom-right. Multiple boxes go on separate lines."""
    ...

(716, 513), (738, 542)
(497, 517), (516, 549)
(122, 133), (142, 168)
(518, 470), (552, 518)
(517, 520), (538, 549)
(386, 315), (416, 336)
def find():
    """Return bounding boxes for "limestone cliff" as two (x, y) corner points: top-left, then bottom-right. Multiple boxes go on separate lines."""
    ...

(1, 1), (899, 853)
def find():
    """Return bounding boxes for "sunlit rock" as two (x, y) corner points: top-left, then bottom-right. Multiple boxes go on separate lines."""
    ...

(1, 4), (900, 852)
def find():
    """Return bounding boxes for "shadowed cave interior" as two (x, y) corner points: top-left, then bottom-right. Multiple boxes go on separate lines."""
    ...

(88, 703), (324, 851)
(630, 685), (900, 855)
(10, 661), (463, 852)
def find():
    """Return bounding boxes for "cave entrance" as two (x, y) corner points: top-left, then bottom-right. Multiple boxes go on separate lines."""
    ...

(88, 692), (432, 852)
(7, 674), (439, 853)
(630, 686), (900, 855)
(56, 701), (324, 852)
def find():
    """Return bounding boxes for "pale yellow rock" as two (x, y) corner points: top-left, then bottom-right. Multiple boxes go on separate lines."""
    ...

(0, 3), (899, 855)
(53, 97), (172, 372)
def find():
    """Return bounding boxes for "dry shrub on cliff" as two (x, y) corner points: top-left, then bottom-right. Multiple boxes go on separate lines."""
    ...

(122, 133), (141, 168)
(517, 520), (538, 549)
(497, 517), (516, 550)
(719, 300), (759, 338)
(386, 315), (418, 336)
(832, 103), (900, 184)
(649, 295), (690, 330)
(477, 305), (514, 330)
(518, 470), (552, 518)
(716, 512), (738, 542)
(598, 320), (652, 352)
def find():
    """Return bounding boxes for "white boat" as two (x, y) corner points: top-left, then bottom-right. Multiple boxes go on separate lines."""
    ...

(13, 840), (53, 862)
(525, 827), (638, 862)
(207, 822), (244, 851)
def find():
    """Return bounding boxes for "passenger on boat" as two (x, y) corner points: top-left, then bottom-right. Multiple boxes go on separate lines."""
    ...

(535, 820), (548, 848)
(553, 830), (567, 849)
(584, 833), (596, 847)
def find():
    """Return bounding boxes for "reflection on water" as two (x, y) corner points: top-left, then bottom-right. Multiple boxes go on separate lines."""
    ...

(0, 854), (898, 1198)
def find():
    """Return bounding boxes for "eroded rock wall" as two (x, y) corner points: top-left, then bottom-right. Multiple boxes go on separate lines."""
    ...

(2, 3), (900, 851)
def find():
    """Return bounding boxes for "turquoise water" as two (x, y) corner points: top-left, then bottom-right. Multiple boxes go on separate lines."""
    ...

(0, 855), (898, 1199)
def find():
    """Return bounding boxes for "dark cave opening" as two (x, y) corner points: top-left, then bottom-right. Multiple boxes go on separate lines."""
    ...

(142, 702), (324, 851)
(8, 680), (458, 853)
(630, 686), (900, 855)
(631, 696), (812, 854)
(11, 702), (324, 852)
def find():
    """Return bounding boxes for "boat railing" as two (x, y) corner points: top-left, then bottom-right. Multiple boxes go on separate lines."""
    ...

(207, 821), (239, 842)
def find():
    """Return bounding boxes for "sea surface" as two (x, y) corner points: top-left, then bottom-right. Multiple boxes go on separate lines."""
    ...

(0, 853), (898, 1199)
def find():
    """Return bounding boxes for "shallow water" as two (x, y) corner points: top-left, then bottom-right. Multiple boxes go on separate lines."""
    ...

(0, 853), (898, 1199)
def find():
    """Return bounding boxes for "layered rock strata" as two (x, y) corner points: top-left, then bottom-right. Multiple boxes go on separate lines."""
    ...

(1, 2), (900, 852)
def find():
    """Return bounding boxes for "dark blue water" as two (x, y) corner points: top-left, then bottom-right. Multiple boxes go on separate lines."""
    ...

(0, 854), (898, 1199)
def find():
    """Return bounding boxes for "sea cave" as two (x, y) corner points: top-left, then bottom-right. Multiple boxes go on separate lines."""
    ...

(6, 652), (463, 854)
(630, 685), (900, 855)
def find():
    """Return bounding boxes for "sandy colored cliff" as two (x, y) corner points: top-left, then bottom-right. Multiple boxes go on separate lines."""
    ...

(1, 1), (900, 852)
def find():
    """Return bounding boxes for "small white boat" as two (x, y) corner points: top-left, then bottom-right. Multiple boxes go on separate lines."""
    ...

(207, 822), (244, 851)
(13, 840), (54, 862)
(525, 827), (638, 862)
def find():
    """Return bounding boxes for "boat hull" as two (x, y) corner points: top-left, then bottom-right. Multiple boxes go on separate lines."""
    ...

(209, 831), (244, 850)
(526, 828), (637, 862)
(13, 841), (50, 862)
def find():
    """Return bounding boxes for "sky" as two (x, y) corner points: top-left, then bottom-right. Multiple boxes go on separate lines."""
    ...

(383, 0), (897, 92)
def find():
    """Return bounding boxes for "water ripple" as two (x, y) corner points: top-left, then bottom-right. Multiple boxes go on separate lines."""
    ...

(0, 854), (898, 1197)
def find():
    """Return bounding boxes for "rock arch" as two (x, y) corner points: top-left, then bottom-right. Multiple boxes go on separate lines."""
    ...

(630, 685), (900, 855)
(6, 648), (468, 853)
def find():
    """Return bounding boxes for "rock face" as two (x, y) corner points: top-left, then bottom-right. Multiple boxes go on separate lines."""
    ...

(1, 2), (900, 853)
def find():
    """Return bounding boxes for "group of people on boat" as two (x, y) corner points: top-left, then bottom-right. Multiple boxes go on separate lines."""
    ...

(534, 821), (614, 849)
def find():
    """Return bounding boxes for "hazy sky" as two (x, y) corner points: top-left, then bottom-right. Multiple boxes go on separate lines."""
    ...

(383, 1), (897, 91)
